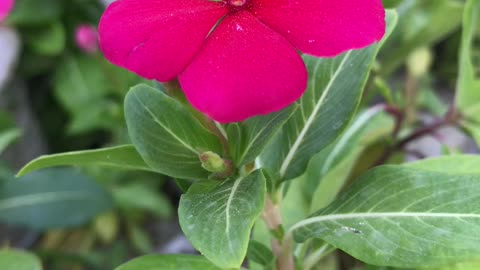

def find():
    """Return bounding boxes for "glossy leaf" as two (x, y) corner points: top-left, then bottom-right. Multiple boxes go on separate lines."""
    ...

(291, 166), (480, 268)
(0, 250), (42, 270)
(179, 170), (266, 269)
(260, 11), (397, 181)
(17, 145), (152, 177)
(115, 255), (221, 270)
(1, 168), (112, 229)
(124, 84), (223, 180)
(227, 105), (296, 167)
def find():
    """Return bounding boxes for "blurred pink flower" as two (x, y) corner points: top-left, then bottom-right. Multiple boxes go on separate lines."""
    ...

(75, 25), (99, 54)
(0, 0), (14, 22)
(99, 0), (385, 123)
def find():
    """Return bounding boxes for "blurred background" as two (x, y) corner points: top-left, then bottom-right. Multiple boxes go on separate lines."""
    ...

(0, 0), (479, 269)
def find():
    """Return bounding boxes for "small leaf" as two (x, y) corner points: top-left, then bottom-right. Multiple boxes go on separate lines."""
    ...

(0, 112), (21, 155)
(54, 55), (121, 134)
(0, 129), (21, 155)
(113, 183), (172, 218)
(115, 255), (222, 270)
(227, 105), (296, 166)
(1, 168), (112, 229)
(0, 249), (42, 270)
(124, 84), (223, 180)
(17, 145), (152, 177)
(260, 10), (398, 181)
(291, 165), (480, 268)
(455, 0), (480, 114)
(247, 241), (275, 267)
(128, 224), (154, 253)
(179, 170), (266, 269)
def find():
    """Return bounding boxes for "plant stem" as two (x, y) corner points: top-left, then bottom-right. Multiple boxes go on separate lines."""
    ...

(204, 118), (230, 156)
(384, 104), (404, 139)
(405, 73), (418, 124)
(375, 105), (460, 166)
(262, 197), (294, 270)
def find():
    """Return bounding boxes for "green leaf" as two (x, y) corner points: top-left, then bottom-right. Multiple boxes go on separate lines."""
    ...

(456, 0), (480, 117)
(306, 109), (394, 210)
(0, 112), (21, 155)
(6, 0), (63, 26)
(179, 170), (266, 269)
(128, 224), (154, 254)
(25, 22), (65, 56)
(113, 183), (172, 218)
(247, 241), (275, 267)
(260, 10), (398, 181)
(405, 155), (480, 174)
(124, 84), (223, 180)
(0, 129), (21, 155)
(1, 168), (112, 229)
(54, 55), (119, 134)
(115, 255), (222, 270)
(382, 0), (402, 9)
(463, 122), (480, 148)
(0, 250), (42, 270)
(429, 261), (480, 270)
(227, 105), (296, 167)
(17, 145), (152, 177)
(291, 166), (480, 268)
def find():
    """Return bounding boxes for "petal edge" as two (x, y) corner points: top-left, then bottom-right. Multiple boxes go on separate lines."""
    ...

(249, 0), (386, 57)
(99, 0), (228, 81)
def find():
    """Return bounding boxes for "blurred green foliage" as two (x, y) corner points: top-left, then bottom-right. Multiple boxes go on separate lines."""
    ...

(0, 0), (478, 269)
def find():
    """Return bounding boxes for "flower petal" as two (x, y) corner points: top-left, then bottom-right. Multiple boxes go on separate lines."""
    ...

(98, 0), (228, 81)
(249, 0), (386, 57)
(179, 11), (307, 123)
(0, 0), (14, 22)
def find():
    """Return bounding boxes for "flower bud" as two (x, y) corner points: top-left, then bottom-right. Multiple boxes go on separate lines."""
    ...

(407, 47), (432, 78)
(75, 24), (99, 54)
(199, 151), (227, 173)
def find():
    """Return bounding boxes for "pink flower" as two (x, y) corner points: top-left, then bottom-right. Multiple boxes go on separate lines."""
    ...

(0, 0), (14, 22)
(99, 0), (385, 123)
(75, 25), (99, 54)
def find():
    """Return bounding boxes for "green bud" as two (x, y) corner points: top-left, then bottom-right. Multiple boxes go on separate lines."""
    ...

(199, 151), (227, 173)
(407, 47), (432, 78)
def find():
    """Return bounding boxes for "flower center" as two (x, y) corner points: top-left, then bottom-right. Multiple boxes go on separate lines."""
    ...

(227, 0), (247, 8)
